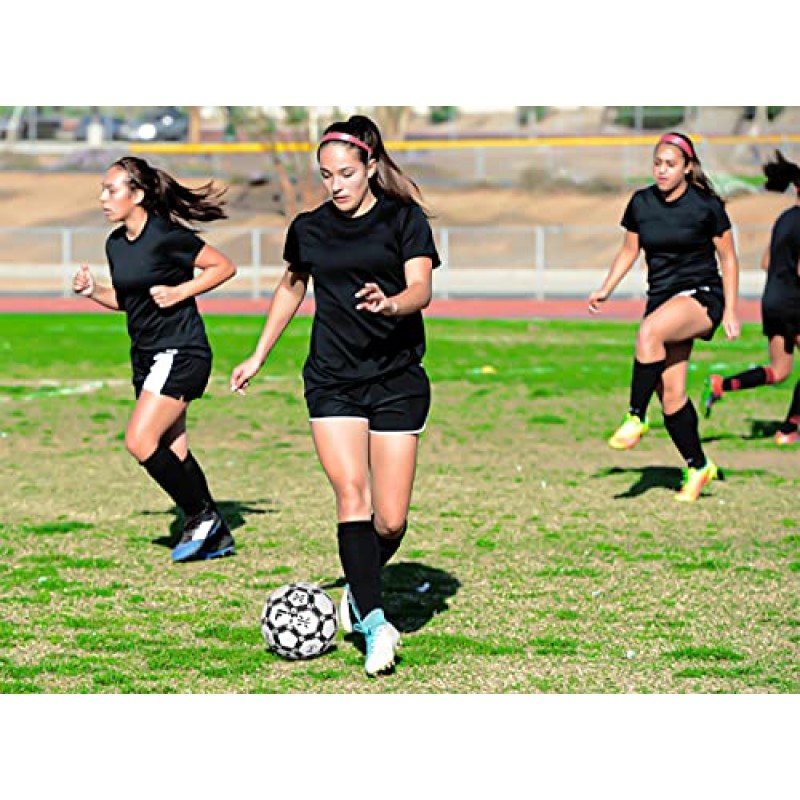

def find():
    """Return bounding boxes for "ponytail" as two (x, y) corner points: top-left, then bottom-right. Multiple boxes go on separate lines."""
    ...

(111, 156), (227, 229)
(317, 115), (432, 216)
(763, 150), (800, 193)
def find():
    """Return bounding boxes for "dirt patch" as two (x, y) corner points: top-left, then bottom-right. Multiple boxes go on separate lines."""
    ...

(1, 170), (791, 230)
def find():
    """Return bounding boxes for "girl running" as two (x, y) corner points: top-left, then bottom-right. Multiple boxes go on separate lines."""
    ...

(230, 115), (440, 676)
(588, 132), (741, 502)
(72, 156), (237, 562)
(703, 151), (800, 445)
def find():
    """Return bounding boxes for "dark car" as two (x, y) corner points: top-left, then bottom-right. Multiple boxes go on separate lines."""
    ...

(74, 114), (126, 142)
(120, 107), (189, 142)
(0, 109), (63, 140)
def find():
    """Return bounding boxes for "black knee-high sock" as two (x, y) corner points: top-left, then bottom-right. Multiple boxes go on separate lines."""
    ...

(338, 520), (382, 621)
(723, 366), (775, 392)
(141, 445), (207, 516)
(375, 519), (407, 567)
(182, 451), (216, 510)
(663, 400), (706, 469)
(780, 380), (800, 432)
(629, 359), (667, 420)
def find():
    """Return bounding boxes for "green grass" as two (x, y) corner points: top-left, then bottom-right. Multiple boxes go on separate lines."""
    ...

(0, 313), (798, 693)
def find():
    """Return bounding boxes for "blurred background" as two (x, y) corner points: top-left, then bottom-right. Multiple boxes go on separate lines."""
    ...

(2, 105), (798, 300)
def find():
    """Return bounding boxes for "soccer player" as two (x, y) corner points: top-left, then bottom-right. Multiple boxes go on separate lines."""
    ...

(702, 151), (800, 445)
(230, 115), (440, 676)
(588, 132), (741, 502)
(72, 156), (237, 562)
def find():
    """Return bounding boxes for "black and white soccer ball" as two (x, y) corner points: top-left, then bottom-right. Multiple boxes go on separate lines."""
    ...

(260, 582), (338, 660)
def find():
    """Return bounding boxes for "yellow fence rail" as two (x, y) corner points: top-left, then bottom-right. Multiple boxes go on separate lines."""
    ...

(130, 133), (800, 156)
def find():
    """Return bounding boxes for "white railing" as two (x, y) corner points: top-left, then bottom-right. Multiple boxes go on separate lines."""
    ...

(0, 224), (772, 300)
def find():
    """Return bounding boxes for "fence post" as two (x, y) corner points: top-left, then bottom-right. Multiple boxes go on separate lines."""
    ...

(535, 226), (545, 300)
(251, 229), (261, 299)
(61, 228), (72, 298)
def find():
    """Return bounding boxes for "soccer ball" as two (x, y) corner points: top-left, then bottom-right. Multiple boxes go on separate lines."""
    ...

(260, 582), (338, 660)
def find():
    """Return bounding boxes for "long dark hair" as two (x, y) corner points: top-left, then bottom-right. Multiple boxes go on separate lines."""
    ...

(763, 150), (800, 193)
(317, 115), (431, 216)
(111, 156), (228, 229)
(655, 131), (724, 205)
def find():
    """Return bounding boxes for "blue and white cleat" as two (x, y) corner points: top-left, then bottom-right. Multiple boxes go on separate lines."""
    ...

(356, 608), (401, 677)
(172, 506), (223, 563)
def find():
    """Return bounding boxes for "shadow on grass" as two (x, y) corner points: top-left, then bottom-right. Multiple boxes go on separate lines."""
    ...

(596, 465), (728, 498)
(702, 419), (781, 444)
(744, 418), (782, 440)
(595, 465), (682, 498)
(147, 499), (279, 548)
(322, 561), (461, 651)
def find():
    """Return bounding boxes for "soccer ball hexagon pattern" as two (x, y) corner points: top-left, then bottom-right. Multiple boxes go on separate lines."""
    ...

(260, 582), (338, 660)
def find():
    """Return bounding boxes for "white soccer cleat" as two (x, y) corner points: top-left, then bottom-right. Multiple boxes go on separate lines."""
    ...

(359, 609), (401, 677)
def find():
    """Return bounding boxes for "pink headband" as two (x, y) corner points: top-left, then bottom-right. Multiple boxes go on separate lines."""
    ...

(319, 132), (373, 157)
(658, 133), (695, 161)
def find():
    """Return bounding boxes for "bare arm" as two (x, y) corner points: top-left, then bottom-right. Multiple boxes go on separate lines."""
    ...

(72, 263), (120, 310)
(588, 230), (641, 313)
(714, 228), (741, 340)
(354, 256), (434, 316)
(229, 267), (309, 393)
(149, 243), (236, 308)
(761, 246), (770, 272)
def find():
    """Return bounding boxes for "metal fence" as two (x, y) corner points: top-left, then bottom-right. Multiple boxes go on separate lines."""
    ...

(0, 223), (772, 300)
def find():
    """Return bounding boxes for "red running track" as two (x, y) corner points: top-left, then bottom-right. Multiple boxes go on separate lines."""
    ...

(0, 296), (763, 322)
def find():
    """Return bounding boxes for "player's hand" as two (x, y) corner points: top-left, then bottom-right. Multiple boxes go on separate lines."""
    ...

(355, 282), (398, 315)
(149, 284), (184, 309)
(723, 311), (741, 341)
(230, 355), (262, 395)
(72, 264), (95, 297)
(588, 288), (610, 314)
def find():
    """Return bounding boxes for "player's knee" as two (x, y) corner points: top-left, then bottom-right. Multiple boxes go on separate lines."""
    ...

(636, 319), (663, 356)
(335, 482), (371, 519)
(125, 427), (157, 462)
(373, 514), (407, 539)
(769, 364), (790, 384)
(661, 391), (688, 416)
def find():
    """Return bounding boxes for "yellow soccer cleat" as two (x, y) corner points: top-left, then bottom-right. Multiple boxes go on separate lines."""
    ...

(608, 413), (649, 450)
(675, 460), (718, 503)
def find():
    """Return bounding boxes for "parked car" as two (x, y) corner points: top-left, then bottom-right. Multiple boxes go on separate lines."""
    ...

(120, 107), (189, 142)
(0, 109), (63, 140)
(74, 114), (126, 142)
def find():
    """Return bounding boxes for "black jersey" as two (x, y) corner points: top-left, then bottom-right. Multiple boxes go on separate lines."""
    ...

(621, 184), (730, 297)
(763, 205), (800, 309)
(106, 213), (211, 356)
(284, 192), (441, 390)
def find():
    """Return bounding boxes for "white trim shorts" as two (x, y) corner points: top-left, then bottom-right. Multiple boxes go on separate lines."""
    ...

(132, 349), (211, 401)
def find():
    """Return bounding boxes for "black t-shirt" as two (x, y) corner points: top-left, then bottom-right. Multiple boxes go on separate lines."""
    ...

(763, 205), (800, 309)
(106, 213), (211, 356)
(621, 184), (730, 297)
(284, 192), (441, 390)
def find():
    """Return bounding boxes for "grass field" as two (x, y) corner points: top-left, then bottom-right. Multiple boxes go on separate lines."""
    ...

(1, 312), (798, 694)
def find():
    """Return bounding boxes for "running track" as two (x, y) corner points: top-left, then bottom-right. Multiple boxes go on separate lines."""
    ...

(0, 296), (763, 322)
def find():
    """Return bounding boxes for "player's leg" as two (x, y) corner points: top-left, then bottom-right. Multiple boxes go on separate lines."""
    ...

(610, 295), (711, 450)
(651, 306), (719, 503)
(776, 333), (800, 445)
(704, 334), (791, 417)
(310, 416), (383, 644)
(128, 350), (225, 561)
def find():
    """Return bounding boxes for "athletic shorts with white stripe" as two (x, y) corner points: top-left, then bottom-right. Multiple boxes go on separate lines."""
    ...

(132, 349), (211, 401)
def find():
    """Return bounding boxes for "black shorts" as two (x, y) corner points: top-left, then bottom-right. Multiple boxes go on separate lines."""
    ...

(645, 285), (724, 341)
(305, 364), (431, 434)
(131, 349), (211, 401)
(762, 295), (800, 351)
